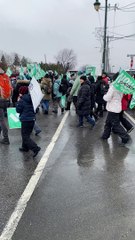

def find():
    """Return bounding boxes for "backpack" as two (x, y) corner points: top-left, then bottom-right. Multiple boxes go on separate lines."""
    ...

(100, 82), (108, 95)
(59, 80), (68, 95)
(0, 73), (12, 99)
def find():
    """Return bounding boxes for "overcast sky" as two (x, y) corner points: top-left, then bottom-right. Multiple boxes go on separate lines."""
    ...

(0, 0), (135, 73)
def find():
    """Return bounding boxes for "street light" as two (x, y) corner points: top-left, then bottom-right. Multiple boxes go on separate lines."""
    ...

(94, 0), (101, 11)
(93, 0), (108, 74)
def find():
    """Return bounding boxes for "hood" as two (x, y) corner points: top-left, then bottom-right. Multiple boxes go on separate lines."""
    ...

(55, 79), (61, 84)
(82, 80), (91, 86)
(42, 78), (51, 84)
(22, 93), (32, 104)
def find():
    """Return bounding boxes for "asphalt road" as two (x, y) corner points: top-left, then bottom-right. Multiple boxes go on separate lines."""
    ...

(1, 108), (135, 240)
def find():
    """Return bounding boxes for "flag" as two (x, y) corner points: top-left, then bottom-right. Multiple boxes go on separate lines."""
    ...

(66, 72), (71, 80)
(113, 70), (135, 94)
(6, 67), (12, 77)
(30, 64), (37, 78)
(19, 66), (25, 79)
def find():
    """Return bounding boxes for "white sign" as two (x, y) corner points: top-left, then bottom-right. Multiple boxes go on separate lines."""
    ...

(29, 77), (44, 112)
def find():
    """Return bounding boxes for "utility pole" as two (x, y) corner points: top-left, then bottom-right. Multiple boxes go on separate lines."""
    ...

(127, 54), (135, 69)
(102, 0), (108, 73)
(93, 0), (118, 74)
(105, 36), (110, 73)
(44, 54), (47, 64)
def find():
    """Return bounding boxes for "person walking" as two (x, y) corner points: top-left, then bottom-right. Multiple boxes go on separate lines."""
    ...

(0, 68), (12, 144)
(101, 82), (130, 144)
(16, 86), (41, 158)
(119, 94), (134, 133)
(95, 76), (106, 117)
(77, 75), (95, 128)
(52, 75), (64, 114)
(40, 74), (52, 114)
(70, 72), (82, 112)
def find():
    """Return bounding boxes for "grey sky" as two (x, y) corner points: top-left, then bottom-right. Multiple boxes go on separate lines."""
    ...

(0, 0), (135, 73)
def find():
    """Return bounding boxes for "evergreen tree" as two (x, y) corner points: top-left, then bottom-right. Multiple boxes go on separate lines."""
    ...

(21, 56), (28, 67)
(0, 54), (8, 71)
(13, 53), (20, 66)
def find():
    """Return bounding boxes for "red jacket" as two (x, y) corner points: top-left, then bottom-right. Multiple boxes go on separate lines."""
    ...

(122, 94), (131, 111)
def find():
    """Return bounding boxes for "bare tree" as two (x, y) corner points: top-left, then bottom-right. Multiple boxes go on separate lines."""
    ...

(55, 48), (77, 72)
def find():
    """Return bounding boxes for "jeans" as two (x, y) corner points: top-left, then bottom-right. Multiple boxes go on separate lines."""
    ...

(79, 115), (95, 126)
(0, 108), (8, 139)
(42, 100), (50, 112)
(53, 98), (63, 113)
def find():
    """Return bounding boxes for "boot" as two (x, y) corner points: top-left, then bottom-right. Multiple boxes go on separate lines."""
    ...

(0, 138), (10, 145)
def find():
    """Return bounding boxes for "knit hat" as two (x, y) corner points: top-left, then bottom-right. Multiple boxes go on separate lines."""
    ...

(19, 86), (29, 95)
(80, 75), (87, 81)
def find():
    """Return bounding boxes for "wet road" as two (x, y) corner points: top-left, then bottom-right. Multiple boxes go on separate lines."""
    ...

(1, 109), (135, 239)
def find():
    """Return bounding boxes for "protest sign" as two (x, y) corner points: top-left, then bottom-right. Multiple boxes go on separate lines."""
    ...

(86, 66), (96, 78)
(7, 108), (21, 129)
(130, 93), (135, 109)
(113, 70), (135, 94)
(29, 77), (44, 112)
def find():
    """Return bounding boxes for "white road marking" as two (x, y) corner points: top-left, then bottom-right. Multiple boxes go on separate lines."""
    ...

(0, 111), (69, 240)
(124, 112), (135, 125)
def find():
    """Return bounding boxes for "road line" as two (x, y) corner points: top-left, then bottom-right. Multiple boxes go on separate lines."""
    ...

(124, 112), (135, 124)
(0, 111), (69, 240)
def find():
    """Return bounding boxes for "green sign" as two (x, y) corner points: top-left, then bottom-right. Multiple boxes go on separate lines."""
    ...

(7, 108), (21, 129)
(113, 70), (135, 94)
(86, 66), (96, 78)
(130, 93), (135, 109)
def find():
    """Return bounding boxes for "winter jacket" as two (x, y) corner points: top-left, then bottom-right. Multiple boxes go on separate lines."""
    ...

(77, 80), (91, 116)
(103, 84), (123, 113)
(40, 77), (52, 100)
(122, 94), (132, 111)
(16, 94), (36, 122)
(90, 83), (96, 109)
(53, 79), (62, 98)
(70, 76), (81, 97)
(95, 79), (108, 104)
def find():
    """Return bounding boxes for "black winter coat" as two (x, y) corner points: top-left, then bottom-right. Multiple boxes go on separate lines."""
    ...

(77, 81), (91, 116)
(16, 94), (36, 122)
(95, 80), (109, 104)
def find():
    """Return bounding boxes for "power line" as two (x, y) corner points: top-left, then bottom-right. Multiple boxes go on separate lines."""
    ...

(119, 2), (135, 9)
(119, 9), (135, 12)
(111, 33), (135, 41)
(109, 20), (135, 29)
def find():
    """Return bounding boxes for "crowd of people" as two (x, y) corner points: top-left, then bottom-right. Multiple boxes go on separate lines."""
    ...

(0, 67), (134, 158)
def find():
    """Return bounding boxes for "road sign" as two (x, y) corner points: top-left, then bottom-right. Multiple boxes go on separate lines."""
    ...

(7, 108), (21, 129)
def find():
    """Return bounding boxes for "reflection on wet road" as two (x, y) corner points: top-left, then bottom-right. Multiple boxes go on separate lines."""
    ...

(10, 111), (135, 240)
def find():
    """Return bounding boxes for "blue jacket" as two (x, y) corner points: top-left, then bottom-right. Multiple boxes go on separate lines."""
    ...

(16, 94), (36, 122)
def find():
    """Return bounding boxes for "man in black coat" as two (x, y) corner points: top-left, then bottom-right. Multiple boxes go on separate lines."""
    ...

(77, 76), (95, 128)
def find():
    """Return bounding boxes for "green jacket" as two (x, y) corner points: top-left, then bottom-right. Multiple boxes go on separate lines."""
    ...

(70, 76), (81, 97)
